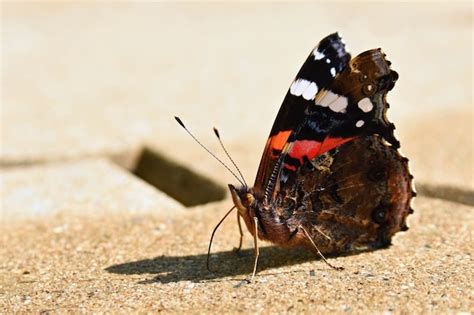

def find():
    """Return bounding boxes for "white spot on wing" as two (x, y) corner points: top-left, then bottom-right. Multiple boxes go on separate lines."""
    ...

(358, 97), (373, 112)
(356, 120), (365, 127)
(329, 97), (348, 113)
(326, 58), (331, 64)
(302, 82), (318, 100)
(290, 79), (318, 100)
(316, 90), (337, 107)
(290, 79), (310, 96)
(330, 67), (336, 77)
(312, 48), (325, 60)
(315, 90), (348, 113)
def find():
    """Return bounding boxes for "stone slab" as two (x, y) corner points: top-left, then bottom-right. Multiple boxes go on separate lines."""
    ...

(0, 159), (184, 221)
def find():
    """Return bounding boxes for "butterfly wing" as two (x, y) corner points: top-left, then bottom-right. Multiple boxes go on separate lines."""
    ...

(281, 135), (415, 254)
(254, 33), (351, 198)
(264, 48), (400, 203)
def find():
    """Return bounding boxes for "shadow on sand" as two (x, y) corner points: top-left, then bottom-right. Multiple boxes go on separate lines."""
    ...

(105, 246), (372, 284)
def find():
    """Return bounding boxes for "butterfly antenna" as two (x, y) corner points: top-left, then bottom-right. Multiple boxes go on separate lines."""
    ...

(174, 116), (245, 187)
(213, 127), (248, 188)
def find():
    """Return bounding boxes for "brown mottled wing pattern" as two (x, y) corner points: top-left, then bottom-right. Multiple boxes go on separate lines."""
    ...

(276, 135), (415, 253)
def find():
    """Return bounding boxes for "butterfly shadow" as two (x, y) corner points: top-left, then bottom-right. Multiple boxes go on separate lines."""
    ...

(105, 245), (374, 284)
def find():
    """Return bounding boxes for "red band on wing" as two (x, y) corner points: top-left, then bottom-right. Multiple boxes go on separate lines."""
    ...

(319, 136), (354, 155)
(288, 140), (323, 164)
(288, 136), (355, 164)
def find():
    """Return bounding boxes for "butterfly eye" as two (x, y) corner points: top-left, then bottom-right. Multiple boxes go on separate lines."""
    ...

(243, 193), (255, 207)
(372, 204), (389, 224)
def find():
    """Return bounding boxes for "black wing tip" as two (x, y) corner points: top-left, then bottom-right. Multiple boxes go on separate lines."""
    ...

(174, 116), (185, 128)
(317, 32), (349, 61)
(323, 32), (343, 42)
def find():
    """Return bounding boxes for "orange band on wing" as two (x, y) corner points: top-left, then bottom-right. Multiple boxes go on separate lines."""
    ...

(268, 130), (292, 152)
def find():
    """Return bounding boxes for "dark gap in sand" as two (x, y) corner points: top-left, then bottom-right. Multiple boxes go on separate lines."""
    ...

(417, 183), (474, 206)
(132, 147), (227, 207)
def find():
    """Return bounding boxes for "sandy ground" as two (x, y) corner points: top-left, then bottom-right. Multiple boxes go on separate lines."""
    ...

(1, 2), (473, 314)
(2, 198), (473, 313)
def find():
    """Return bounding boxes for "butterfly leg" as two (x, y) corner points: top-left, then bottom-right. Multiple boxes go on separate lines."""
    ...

(299, 225), (344, 271)
(314, 225), (331, 241)
(234, 212), (244, 254)
(206, 206), (236, 273)
(249, 216), (260, 282)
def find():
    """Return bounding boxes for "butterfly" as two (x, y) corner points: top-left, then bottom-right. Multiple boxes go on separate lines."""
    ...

(176, 33), (415, 281)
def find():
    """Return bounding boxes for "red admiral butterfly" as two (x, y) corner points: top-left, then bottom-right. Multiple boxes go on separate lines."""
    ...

(176, 33), (415, 281)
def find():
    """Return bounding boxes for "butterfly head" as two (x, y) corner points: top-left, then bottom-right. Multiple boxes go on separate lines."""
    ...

(228, 183), (267, 240)
(228, 184), (255, 216)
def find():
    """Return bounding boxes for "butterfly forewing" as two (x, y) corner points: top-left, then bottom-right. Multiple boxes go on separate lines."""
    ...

(265, 49), (400, 201)
(254, 33), (351, 199)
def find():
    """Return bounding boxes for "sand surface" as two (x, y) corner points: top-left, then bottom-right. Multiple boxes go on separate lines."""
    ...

(1, 2), (473, 313)
(2, 198), (473, 313)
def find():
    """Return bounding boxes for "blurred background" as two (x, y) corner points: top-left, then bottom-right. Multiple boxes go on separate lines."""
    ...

(2, 4), (473, 313)
(2, 2), (473, 210)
